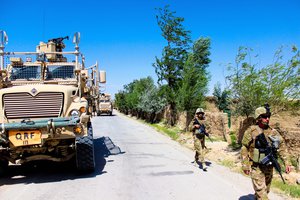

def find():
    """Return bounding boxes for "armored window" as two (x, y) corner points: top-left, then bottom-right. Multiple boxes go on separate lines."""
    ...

(10, 65), (41, 80)
(46, 65), (75, 79)
(100, 100), (110, 103)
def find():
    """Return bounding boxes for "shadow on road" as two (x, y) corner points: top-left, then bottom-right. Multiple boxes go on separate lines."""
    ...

(95, 114), (116, 117)
(238, 194), (256, 200)
(97, 136), (124, 156)
(192, 161), (212, 171)
(0, 136), (123, 186)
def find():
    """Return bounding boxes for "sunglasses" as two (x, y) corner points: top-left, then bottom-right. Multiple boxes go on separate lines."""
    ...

(260, 114), (271, 119)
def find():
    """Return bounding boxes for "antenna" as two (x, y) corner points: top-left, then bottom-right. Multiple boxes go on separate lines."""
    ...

(0, 30), (8, 70)
(0, 30), (8, 47)
(73, 32), (80, 70)
(73, 32), (80, 47)
(42, 9), (45, 41)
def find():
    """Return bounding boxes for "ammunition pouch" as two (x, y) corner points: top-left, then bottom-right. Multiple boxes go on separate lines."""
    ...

(252, 129), (286, 183)
(195, 128), (205, 136)
(252, 148), (266, 163)
(253, 133), (269, 163)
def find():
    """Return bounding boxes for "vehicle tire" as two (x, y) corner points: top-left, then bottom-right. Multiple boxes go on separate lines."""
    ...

(75, 122), (95, 172)
(0, 160), (8, 176)
(97, 111), (101, 116)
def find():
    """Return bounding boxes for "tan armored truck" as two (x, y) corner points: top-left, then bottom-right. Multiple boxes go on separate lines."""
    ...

(98, 93), (113, 116)
(0, 31), (105, 175)
(85, 64), (106, 116)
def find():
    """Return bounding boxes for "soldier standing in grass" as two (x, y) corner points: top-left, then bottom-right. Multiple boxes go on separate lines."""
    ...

(241, 105), (291, 200)
(189, 108), (211, 171)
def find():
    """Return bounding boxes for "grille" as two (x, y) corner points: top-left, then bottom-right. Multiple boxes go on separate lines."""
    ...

(3, 92), (63, 119)
(100, 103), (111, 109)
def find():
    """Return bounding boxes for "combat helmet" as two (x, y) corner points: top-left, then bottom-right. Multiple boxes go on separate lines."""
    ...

(196, 108), (205, 114)
(255, 107), (267, 119)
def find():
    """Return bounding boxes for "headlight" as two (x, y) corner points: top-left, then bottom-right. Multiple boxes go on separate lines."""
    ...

(70, 109), (80, 117)
(79, 106), (86, 113)
(73, 125), (83, 134)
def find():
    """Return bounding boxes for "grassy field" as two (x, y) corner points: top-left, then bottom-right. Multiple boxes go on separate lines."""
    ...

(149, 122), (180, 140)
(272, 179), (300, 198)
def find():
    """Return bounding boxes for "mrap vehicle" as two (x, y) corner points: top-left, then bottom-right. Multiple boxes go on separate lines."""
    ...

(0, 31), (105, 175)
(98, 93), (113, 116)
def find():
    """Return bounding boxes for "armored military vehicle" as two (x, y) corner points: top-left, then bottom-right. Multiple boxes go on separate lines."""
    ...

(98, 93), (113, 116)
(0, 31), (105, 175)
(85, 64), (106, 116)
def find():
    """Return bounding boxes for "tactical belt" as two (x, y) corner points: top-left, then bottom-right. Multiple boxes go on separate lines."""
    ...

(252, 162), (273, 169)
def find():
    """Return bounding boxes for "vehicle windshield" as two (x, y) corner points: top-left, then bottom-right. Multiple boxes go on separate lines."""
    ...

(46, 65), (75, 79)
(10, 65), (41, 80)
(100, 100), (110, 103)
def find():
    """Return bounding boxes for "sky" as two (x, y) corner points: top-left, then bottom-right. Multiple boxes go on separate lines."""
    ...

(1, 0), (299, 98)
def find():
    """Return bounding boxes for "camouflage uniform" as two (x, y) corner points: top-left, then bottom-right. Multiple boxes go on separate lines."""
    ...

(241, 125), (290, 200)
(189, 113), (211, 168)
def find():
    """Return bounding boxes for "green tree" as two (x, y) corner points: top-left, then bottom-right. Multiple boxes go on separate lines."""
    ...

(138, 86), (167, 123)
(226, 47), (264, 117)
(115, 77), (159, 117)
(226, 46), (300, 117)
(229, 47), (265, 116)
(115, 91), (128, 114)
(153, 5), (192, 126)
(177, 37), (211, 123)
(213, 82), (230, 112)
(260, 46), (300, 112)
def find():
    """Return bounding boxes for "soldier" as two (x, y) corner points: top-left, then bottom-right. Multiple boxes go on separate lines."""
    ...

(189, 108), (211, 171)
(241, 106), (291, 200)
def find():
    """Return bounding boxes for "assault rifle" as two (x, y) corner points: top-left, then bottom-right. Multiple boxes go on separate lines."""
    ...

(255, 133), (286, 184)
(194, 118), (213, 142)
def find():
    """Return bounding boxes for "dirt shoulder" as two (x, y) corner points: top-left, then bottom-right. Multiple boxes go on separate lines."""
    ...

(176, 131), (300, 199)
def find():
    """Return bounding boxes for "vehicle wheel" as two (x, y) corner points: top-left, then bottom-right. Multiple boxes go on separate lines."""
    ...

(75, 122), (95, 172)
(0, 160), (8, 176)
(97, 111), (101, 116)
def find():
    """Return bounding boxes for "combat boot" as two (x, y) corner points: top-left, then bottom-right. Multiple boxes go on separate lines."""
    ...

(202, 162), (207, 171)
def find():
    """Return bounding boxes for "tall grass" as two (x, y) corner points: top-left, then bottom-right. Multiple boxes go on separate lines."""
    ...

(228, 131), (241, 150)
(150, 123), (180, 140)
(272, 179), (300, 198)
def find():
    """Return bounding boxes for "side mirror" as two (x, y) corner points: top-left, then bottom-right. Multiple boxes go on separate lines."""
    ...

(99, 71), (106, 83)
(72, 32), (80, 46)
(0, 30), (8, 46)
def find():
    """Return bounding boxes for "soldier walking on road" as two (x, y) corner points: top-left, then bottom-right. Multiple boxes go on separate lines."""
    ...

(189, 108), (211, 171)
(241, 105), (291, 200)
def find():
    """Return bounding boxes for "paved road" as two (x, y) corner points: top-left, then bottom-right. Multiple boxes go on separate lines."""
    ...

(0, 111), (287, 200)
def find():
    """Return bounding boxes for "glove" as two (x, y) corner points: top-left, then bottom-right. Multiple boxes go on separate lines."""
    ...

(285, 165), (291, 174)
